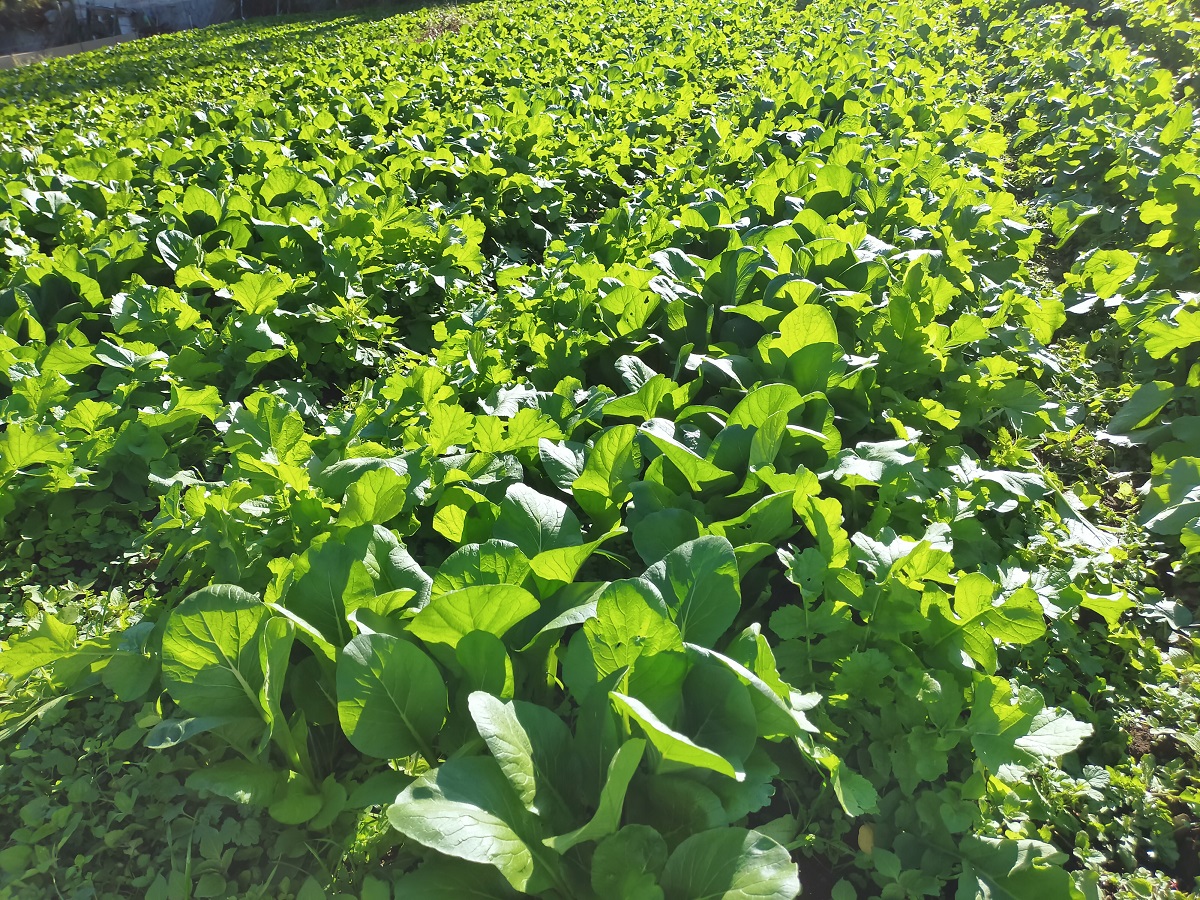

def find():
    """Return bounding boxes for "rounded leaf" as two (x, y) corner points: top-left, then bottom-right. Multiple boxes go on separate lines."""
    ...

(337, 633), (447, 759)
(161, 585), (267, 720)
(661, 827), (799, 900)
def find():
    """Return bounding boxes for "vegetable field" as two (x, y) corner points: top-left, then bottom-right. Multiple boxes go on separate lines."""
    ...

(0, 0), (1198, 897)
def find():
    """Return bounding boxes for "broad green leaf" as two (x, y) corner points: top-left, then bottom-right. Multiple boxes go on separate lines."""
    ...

(652, 247), (706, 283)
(1020, 296), (1065, 346)
(229, 271), (289, 315)
(1015, 708), (1094, 763)
(388, 757), (556, 893)
(643, 536), (741, 647)
(709, 492), (796, 549)
(503, 407), (564, 450)
(0, 614), (80, 682)
(61, 397), (114, 433)
(704, 246), (763, 308)
(708, 747), (778, 821)
(611, 691), (744, 781)
(641, 428), (736, 492)
(161, 586), (268, 721)
(628, 774), (730, 847)
(957, 836), (1083, 900)
(796, 495), (850, 567)
(829, 759), (879, 817)
(726, 384), (803, 428)
(812, 163), (855, 197)
(144, 715), (260, 750)
(772, 304), (839, 357)
(930, 576), (1046, 673)
(261, 166), (324, 206)
(409, 584), (540, 649)
(946, 314), (989, 348)
(0, 424), (68, 477)
(659, 828), (800, 900)
(539, 440), (588, 492)
(101, 623), (159, 702)
(315, 456), (408, 500)
(1160, 102), (1194, 146)
(1106, 381), (1174, 434)
(155, 229), (201, 271)
(1079, 249), (1137, 300)
(725, 625), (805, 718)
(279, 530), (374, 648)
(633, 509), (703, 566)
(529, 530), (623, 591)
(605, 375), (681, 421)
(268, 771), (323, 825)
(458, 631), (516, 700)
(529, 589), (601, 642)
(227, 393), (311, 465)
(969, 677), (1039, 772)
(545, 739), (646, 852)
(591, 825), (668, 900)
(583, 579), (683, 682)
(97, 156), (133, 181)
(748, 411), (788, 470)
(684, 644), (802, 740)
(468, 691), (573, 817)
(679, 662), (758, 770)
(393, 859), (519, 900)
(426, 403), (475, 454)
(1140, 456), (1200, 534)
(824, 439), (916, 486)
(433, 485), (499, 544)
(348, 771), (414, 811)
(186, 759), (282, 807)
(968, 678), (1091, 770)
(338, 467), (410, 528)
(494, 483), (583, 557)
(150, 384), (223, 430)
(179, 184), (223, 228)
(1079, 592), (1136, 628)
(337, 633), (446, 760)
(433, 540), (531, 594)
(258, 616), (295, 745)
(573, 425), (642, 525)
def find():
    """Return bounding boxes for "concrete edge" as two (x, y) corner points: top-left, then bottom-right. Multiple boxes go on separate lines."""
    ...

(0, 33), (137, 69)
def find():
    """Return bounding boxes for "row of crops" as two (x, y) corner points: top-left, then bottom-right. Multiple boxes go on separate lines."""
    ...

(0, 0), (1197, 897)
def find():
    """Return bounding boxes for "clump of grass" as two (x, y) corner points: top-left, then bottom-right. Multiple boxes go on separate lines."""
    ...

(420, 5), (469, 41)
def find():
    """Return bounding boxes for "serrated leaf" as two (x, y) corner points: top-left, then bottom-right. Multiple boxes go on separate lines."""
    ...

(1014, 708), (1093, 762)
(338, 466), (410, 528)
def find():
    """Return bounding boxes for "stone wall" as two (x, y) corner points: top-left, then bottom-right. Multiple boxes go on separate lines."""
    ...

(0, 0), (237, 61)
